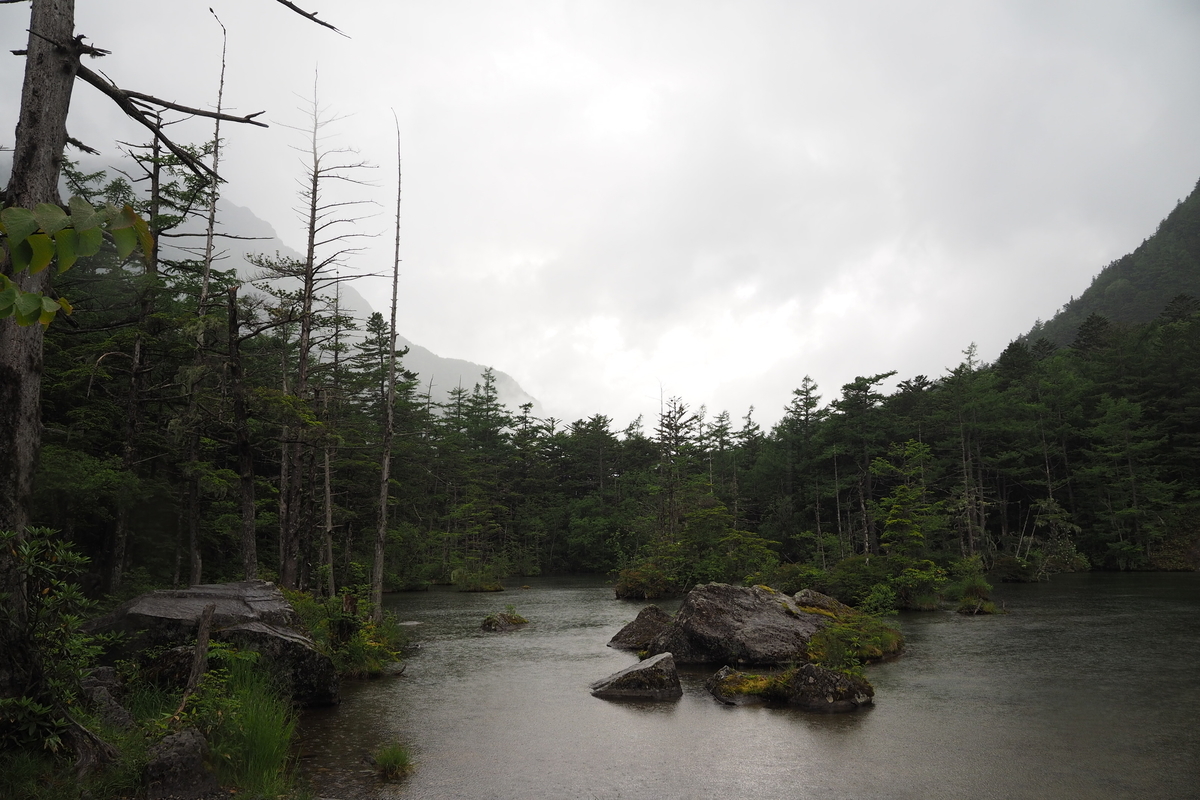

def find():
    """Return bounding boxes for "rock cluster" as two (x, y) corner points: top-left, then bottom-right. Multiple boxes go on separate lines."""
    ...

(595, 584), (888, 713)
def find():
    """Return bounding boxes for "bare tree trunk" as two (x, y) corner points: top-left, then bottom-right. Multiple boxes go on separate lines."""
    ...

(227, 287), (257, 579)
(372, 130), (402, 621)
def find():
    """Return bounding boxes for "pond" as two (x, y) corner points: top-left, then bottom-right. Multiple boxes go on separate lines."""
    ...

(299, 572), (1200, 799)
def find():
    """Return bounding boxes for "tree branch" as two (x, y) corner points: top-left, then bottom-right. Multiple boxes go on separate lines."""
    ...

(273, 0), (348, 37)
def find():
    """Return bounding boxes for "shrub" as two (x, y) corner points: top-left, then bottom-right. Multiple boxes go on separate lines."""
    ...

(283, 588), (407, 678)
(613, 560), (680, 599)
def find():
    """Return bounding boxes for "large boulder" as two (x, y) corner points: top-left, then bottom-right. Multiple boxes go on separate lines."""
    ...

(706, 664), (874, 712)
(646, 583), (829, 666)
(607, 605), (672, 651)
(590, 652), (683, 700)
(87, 580), (338, 706)
(143, 728), (219, 800)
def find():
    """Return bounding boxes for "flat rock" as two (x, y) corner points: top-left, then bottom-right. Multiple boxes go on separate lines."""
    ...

(607, 605), (672, 650)
(590, 652), (683, 700)
(647, 583), (829, 665)
(88, 580), (338, 706)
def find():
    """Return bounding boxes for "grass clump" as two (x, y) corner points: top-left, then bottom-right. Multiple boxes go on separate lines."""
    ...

(374, 741), (414, 779)
(181, 649), (298, 798)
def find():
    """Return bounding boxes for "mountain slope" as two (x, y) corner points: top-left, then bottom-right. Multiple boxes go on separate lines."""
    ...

(1025, 177), (1200, 346)
(193, 200), (543, 415)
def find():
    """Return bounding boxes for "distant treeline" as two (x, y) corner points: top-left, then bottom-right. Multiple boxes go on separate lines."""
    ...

(36, 166), (1200, 601)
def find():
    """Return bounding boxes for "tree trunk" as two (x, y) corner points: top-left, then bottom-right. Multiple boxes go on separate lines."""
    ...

(227, 287), (257, 579)
(0, 0), (78, 706)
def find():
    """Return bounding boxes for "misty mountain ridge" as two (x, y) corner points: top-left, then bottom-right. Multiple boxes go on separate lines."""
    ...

(1023, 176), (1200, 346)
(183, 199), (543, 416)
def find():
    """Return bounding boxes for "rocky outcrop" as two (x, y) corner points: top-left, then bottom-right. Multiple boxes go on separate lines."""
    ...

(81, 666), (135, 730)
(87, 580), (338, 706)
(220, 621), (339, 707)
(607, 605), (671, 651)
(706, 663), (874, 712)
(144, 728), (219, 800)
(646, 583), (829, 665)
(590, 652), (683, 700)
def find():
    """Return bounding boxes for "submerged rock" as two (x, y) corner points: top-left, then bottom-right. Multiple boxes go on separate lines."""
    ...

(590, 652), (683, 700)
(706, 663), (874, 712)
(607, 605), (672, 651)
(87, 580), (338, 706)
(482, 611), (528, 632)
(646, 583), (829, 665)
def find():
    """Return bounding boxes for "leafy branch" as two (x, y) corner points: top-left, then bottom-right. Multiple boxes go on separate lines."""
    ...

(0, 197), (152, 326)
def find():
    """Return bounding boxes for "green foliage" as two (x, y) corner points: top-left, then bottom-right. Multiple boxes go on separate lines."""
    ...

(186, 654), (297, 798)
(0, 198), (150, 326)
(613, 559), (681, 599)
(0, 528), (107, 753)
(807, 615), (905, 676)
(283, 587), (406, 678)
(374, 741), (414, 779)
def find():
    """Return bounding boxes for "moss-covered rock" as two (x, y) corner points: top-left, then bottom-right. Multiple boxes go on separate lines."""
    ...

(481, 612), (528, 632)
(705, 663), (874, 712)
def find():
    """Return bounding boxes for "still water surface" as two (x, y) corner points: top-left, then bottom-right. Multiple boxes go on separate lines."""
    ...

(299, 573), (1200, 799)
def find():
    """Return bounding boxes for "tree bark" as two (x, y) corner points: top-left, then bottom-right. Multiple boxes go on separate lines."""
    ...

(0, 0), (77, 706)
(227, 286), (257, 579)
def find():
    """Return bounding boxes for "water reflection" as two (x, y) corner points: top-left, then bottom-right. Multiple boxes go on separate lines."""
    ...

(298, 573), (1200, 800)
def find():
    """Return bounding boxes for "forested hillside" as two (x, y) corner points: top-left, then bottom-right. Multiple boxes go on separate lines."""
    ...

(1026, 177), (1200, 346)
(29, 165), (1200, 607)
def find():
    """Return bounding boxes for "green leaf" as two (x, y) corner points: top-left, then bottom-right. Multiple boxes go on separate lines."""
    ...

(56, 296), (73, 315)
(39, 295), (59, 326)
(68, 196), (101, 232)
(54, 229), (78, 273)
(1, 207), (39, 245)
(9, 238), (32, 272)
(32, 203), (68, 235)
(125, 206), (154, 262)
(0, 283), (17, 319)
(14, 291), (43, 326)
(76, 227), (103, 258)
(26, 233), (55, 274)
(112, 227), (137, 260)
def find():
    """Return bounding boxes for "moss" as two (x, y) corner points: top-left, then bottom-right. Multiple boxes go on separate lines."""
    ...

(710, 669), (791, 703)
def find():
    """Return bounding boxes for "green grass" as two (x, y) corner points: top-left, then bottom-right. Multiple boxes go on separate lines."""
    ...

(203, 657), (298, 798)
(374, 741), (414, 779)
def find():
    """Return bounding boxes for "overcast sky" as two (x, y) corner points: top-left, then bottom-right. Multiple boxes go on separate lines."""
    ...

(4, 1), (1200, 429)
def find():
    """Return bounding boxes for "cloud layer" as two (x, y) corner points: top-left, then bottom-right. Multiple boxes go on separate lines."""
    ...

(4, 0), (1199, 427)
